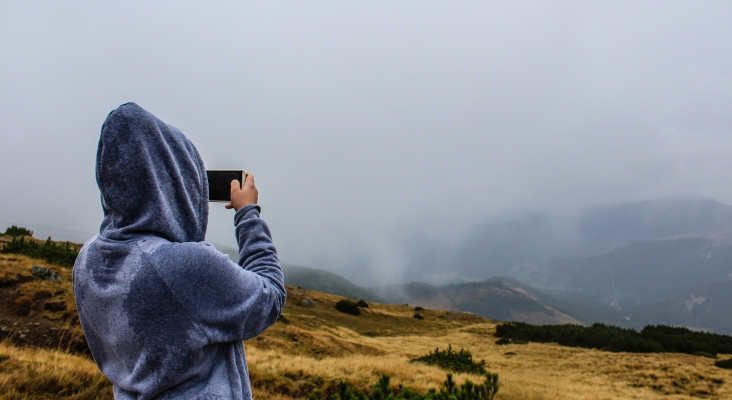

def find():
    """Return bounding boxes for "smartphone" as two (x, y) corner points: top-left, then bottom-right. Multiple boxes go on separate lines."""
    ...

(206, 170), (248, 202)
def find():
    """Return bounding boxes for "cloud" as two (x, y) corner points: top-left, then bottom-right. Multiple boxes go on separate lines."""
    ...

(2, 2), (732, 285)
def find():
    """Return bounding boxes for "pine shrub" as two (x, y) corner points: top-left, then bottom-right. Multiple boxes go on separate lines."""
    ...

(335, 300), (361, 316)
(413, 313), (424, 320)
(410, 345), (488, 375)
(0, 236), (78, 267)
(322, 373), (498, 400)
(356, 300), (369, 308)
(3, 225), (33, 237)
(495, 321), (732, 356)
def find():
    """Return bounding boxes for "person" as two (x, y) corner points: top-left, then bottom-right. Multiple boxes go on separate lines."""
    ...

(73, 102), (286, 399)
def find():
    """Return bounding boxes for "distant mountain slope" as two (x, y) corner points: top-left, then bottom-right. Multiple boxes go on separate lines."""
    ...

(546, 231), (732, 307)
(282, 264), (385, 303)
(577, 197), (732, 253)
(630, 280), (732, 335)
(209, 243), (384, 303)
(375, 278), (581, 325)
(445, 197), (732, 281)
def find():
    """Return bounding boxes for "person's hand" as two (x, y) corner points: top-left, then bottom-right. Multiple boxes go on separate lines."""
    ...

(225, 174), (258, 211)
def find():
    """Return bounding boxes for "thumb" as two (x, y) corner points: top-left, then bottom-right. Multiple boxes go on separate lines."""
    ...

(230, 179), (240, 191)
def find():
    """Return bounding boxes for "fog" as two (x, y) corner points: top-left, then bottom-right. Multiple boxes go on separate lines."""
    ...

(2, 2), (732, 285)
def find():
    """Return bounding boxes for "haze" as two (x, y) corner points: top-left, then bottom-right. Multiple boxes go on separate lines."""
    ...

(2, 2), (732, 286)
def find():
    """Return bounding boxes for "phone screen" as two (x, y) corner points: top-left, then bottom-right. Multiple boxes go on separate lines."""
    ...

(206, 170), (244, 202)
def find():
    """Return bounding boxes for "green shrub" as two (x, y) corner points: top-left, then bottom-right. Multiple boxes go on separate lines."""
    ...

(335, 300), (360, 316)
(3, 225), (33, 237)
(321, 373), (498, 400)
(715, 358), (732, 369)
(0, 236), (78, 267)
(410, 345), (487, 376)
(413, 313), (424, 320)
(356, 300), (369, 308)
(693, 351), (717, 359)
(495, 338), (511, 345)
(495, 322), (732, 356)
(277, 315), (290, 324)
(414, 306), (424, 311)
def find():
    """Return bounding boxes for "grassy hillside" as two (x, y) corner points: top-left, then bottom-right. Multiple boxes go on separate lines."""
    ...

(3, 282), (732, 399)
(4, 235), (732, 398)
(282, 264), (385, 303)
(375, 278), (581, 325)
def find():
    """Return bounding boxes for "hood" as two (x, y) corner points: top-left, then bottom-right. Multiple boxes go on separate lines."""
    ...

(96, 102), (208, 242)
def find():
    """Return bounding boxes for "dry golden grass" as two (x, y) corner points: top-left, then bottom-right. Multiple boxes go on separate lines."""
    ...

(245, 287), (732, 399)
(0, 340), (111, 399)
(2, 251), (732, 399)
(0, 254), (86, 352)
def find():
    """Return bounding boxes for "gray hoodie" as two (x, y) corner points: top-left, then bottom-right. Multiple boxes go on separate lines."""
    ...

(73, 103), (285, 399)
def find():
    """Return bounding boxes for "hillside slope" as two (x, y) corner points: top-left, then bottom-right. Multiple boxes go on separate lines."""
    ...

(282, 264), (385, 303)
(375, 278), (581, 325)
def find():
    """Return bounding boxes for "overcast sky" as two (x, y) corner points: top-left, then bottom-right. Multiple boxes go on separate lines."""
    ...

(2, 1), (732, 285)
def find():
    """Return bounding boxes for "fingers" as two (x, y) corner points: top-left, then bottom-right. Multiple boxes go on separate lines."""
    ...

(230, 179), (241, 191)
(224, 203), (234, 209)
(243, 173), (255, 187)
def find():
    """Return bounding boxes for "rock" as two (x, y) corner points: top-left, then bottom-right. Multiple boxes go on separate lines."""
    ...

(33, 322), (40, 326)
(297, 297), (317, 308)
(31, 266), (60, 283)
(19, 334), (26, 339)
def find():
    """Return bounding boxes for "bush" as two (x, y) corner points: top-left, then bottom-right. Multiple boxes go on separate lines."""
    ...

(411, 345), (487, 375)
(356, 300), (369, 308)
(15, 296), (32, 316)
(0, 236), (78, 267)
(3, 225), (33, 237)
(495, 322), (732, 356)
(335, 300), (360, 316)
(414, 306), (424, 311)
(320, 373), (498, 400)
(413, 313), (424, 320)
(277, 315), (290, 324)
(715, 358), (732, 369)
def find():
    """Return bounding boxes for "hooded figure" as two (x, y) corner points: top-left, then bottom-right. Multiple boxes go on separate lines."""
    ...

(73, 103), (285, 399)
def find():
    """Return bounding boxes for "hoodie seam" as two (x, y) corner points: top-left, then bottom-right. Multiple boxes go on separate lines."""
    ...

(135, 242), (212, 344)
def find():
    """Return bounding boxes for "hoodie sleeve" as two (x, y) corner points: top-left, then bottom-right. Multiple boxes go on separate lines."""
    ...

(151, 207), (285, 344)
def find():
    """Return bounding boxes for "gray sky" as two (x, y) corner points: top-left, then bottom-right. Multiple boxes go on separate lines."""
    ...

(2, 1), (732, 285)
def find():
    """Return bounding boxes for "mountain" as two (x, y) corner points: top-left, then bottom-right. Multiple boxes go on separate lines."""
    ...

(282, 264), (385, 303)
(210, 243), (385, 302)
(545, 231), (732, 308)
(629, 280), (732, 335)
(443, 197), (732, 281)
(375, 277), (581, 325)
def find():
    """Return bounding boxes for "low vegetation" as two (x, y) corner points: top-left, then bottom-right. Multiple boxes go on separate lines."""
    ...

(3, 225), (34, 237)
(322, 373), (498, 400)
(496, 322), (732, 357)
(411, 345), (489, 376)
(335, 300), (361, 316)
(1, 235), (79, 267)
(0, 341), (112, 399)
